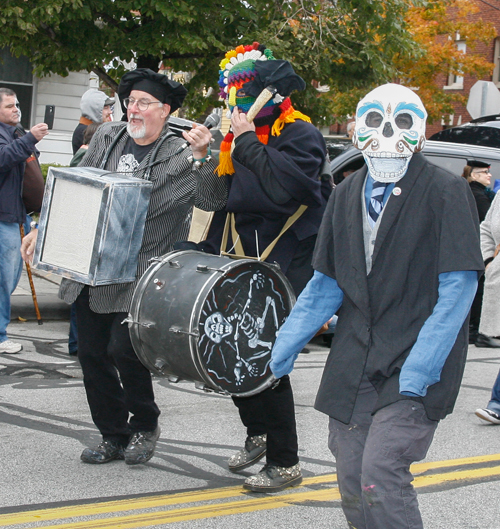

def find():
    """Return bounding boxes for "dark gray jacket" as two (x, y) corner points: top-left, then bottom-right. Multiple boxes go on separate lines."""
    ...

(0, 122), (38, 223)
(313, 153), (484, 422)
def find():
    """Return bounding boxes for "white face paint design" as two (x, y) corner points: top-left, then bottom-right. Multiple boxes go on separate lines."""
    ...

(353, 84), (427, 183)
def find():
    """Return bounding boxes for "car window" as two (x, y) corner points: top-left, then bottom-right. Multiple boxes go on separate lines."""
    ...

(424, 154), (467, 176)
(417, 154), (500, 189)
(329, 146), (500, 188)
(430, 127), (500, 149)
(331, 155), (365, 185)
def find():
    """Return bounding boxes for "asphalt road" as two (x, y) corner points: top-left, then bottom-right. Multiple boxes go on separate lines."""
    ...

(1, 313), (499, 529)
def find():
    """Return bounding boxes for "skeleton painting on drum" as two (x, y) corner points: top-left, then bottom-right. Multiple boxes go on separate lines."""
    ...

(127, 250), (295, 397)
(200, 266), (289, 391)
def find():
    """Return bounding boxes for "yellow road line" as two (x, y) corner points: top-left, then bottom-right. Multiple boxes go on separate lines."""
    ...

(0, 476), (335, 526)
(5, 489), (340, 529)
(1, 454), (500, 528)
(412, 453), (500, 474)
(414, 464), (500, 488)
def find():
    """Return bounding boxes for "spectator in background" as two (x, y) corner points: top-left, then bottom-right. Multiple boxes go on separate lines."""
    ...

(0, 87), (48, 354)
(462, 160), (497, 347)
(475, 191), (500, 422)
(346, 121), (355, 140)
(70, 123), (101, 167)
(72, 89), (114, 155)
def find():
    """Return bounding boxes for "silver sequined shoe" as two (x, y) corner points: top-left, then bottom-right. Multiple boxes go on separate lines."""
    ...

(243, 463), (302, 492)
(228, 434), (267, 472)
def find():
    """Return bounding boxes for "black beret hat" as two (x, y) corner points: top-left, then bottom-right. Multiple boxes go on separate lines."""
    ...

(118, 68), (188, 114)
(243, 60), (306, 98)
(467, 159), (491, 169)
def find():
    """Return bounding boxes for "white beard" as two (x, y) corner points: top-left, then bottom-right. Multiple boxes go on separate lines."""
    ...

(127, 116), (146, 139)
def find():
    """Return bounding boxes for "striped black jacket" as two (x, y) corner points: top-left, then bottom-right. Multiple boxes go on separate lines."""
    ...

(58, 120), (227, 313)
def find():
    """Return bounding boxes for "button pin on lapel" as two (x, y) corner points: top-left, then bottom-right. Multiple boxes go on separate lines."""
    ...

(392, 187), (402, 196)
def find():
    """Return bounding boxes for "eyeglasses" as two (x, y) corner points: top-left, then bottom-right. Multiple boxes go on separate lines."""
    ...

(473, 169), (491, 175)
(123, 97), (162, 112)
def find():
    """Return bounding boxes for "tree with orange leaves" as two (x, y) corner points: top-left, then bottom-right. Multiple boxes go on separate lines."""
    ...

(330, 0), (496, 124)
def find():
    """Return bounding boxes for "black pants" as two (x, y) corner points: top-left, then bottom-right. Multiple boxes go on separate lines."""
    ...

(470, 273), (485, 334)
(229, 236), (315, 469)
(232, 375), (298, 467)
(75, 287), (160, 446)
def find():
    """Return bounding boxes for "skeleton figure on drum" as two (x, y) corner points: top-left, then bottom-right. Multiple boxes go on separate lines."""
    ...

(21, 68), (227, 467)
(202, 270), (280, 385)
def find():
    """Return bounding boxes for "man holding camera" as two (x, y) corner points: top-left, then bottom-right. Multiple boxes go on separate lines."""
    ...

(0, 87), (48, 354)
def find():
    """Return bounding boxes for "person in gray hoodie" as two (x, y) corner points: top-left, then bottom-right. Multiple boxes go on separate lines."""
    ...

(72, 89), (114, 154)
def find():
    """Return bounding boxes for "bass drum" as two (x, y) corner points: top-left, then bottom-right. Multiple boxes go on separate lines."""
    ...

(127, 250), (296, 397)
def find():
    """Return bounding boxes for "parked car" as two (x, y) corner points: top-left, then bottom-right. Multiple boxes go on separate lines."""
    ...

(429, 115), (500, 149)
(323, 135), (353, 160)
(330, 140), (500, 187)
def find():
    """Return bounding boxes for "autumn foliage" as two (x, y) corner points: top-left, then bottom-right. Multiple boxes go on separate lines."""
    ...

(330, 0), (496, 124)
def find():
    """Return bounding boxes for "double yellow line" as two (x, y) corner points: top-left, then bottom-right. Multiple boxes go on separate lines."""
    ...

(2, 454), (500, 528)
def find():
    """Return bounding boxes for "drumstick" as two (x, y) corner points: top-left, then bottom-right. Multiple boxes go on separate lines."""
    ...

(246, 85), (277, 123)
(19, 224), (43, 325)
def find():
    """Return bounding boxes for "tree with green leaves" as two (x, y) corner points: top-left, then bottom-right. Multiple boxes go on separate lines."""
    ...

(0, 0), (419, 123)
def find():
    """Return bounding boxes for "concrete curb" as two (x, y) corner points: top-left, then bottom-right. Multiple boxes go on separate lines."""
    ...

(10, 294), (70, 322)
(11, 268), (70, 321)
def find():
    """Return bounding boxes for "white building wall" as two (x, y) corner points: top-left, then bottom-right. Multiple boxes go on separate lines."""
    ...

(36, 71), (90, 165)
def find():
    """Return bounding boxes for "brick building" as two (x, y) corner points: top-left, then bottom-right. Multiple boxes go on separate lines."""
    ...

(425, 0), (500, 138)
(329, 0), (500, 139)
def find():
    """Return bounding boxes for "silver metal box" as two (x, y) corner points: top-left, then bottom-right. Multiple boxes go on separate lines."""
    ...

(33, 166), (152, 286)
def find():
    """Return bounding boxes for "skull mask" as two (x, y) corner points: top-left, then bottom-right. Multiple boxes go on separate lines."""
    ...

(204, 312), (233, 344)
(353, 84), (427, 183)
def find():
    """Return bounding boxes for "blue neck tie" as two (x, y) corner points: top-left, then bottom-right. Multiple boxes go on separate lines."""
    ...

(368, 181), (388, 226)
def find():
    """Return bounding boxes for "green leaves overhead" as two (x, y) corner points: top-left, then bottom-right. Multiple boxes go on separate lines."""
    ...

(0, 0), (419, 123)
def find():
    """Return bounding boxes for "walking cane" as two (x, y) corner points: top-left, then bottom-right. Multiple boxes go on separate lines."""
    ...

(19, 224), (43, 325)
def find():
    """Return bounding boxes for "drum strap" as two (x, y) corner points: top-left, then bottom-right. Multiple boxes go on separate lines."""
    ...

(220, 205), (308, 261)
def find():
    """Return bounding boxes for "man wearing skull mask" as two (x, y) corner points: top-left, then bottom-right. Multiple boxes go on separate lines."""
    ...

(270, 84), (483, 528)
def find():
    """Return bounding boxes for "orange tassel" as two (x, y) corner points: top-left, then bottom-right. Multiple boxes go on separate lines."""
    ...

(215, 101), (312, 176)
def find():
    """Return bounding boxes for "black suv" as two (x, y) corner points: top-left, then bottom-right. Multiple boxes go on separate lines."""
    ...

(429, 115), (500, 149)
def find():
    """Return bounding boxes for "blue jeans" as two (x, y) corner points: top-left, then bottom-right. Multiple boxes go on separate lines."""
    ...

(487, 369), (500, 414)
(0, 219), (28, 342)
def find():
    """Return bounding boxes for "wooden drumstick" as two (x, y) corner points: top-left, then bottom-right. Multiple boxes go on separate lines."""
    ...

(19, 224), (43, 325)
(245, 85), (278, 123)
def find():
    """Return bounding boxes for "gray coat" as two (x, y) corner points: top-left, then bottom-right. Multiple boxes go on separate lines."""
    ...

(479, 192), (500, 337)
(313, 153), (483, 422)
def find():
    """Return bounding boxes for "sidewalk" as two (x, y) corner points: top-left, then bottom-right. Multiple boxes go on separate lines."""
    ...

(11, 265), (70, 321)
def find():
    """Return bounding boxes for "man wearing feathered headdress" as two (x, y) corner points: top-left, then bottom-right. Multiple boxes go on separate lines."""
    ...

(198, 42), (332, 492)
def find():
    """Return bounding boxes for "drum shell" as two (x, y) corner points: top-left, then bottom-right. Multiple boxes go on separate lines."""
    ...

(128, 250), (295, 397)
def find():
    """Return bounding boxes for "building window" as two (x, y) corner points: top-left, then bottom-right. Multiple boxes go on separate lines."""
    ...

(0, 48), (33, 129)
(444, 40), (466, 90)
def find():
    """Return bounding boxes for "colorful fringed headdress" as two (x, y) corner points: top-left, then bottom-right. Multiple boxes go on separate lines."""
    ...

(216, 42), (311, 176)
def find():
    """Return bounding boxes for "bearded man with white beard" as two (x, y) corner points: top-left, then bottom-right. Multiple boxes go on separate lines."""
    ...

(21, 69), (227, 466)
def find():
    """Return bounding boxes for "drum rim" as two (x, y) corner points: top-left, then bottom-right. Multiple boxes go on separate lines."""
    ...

(129, 250), (295, 396)
(128, 253), (169, 376)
